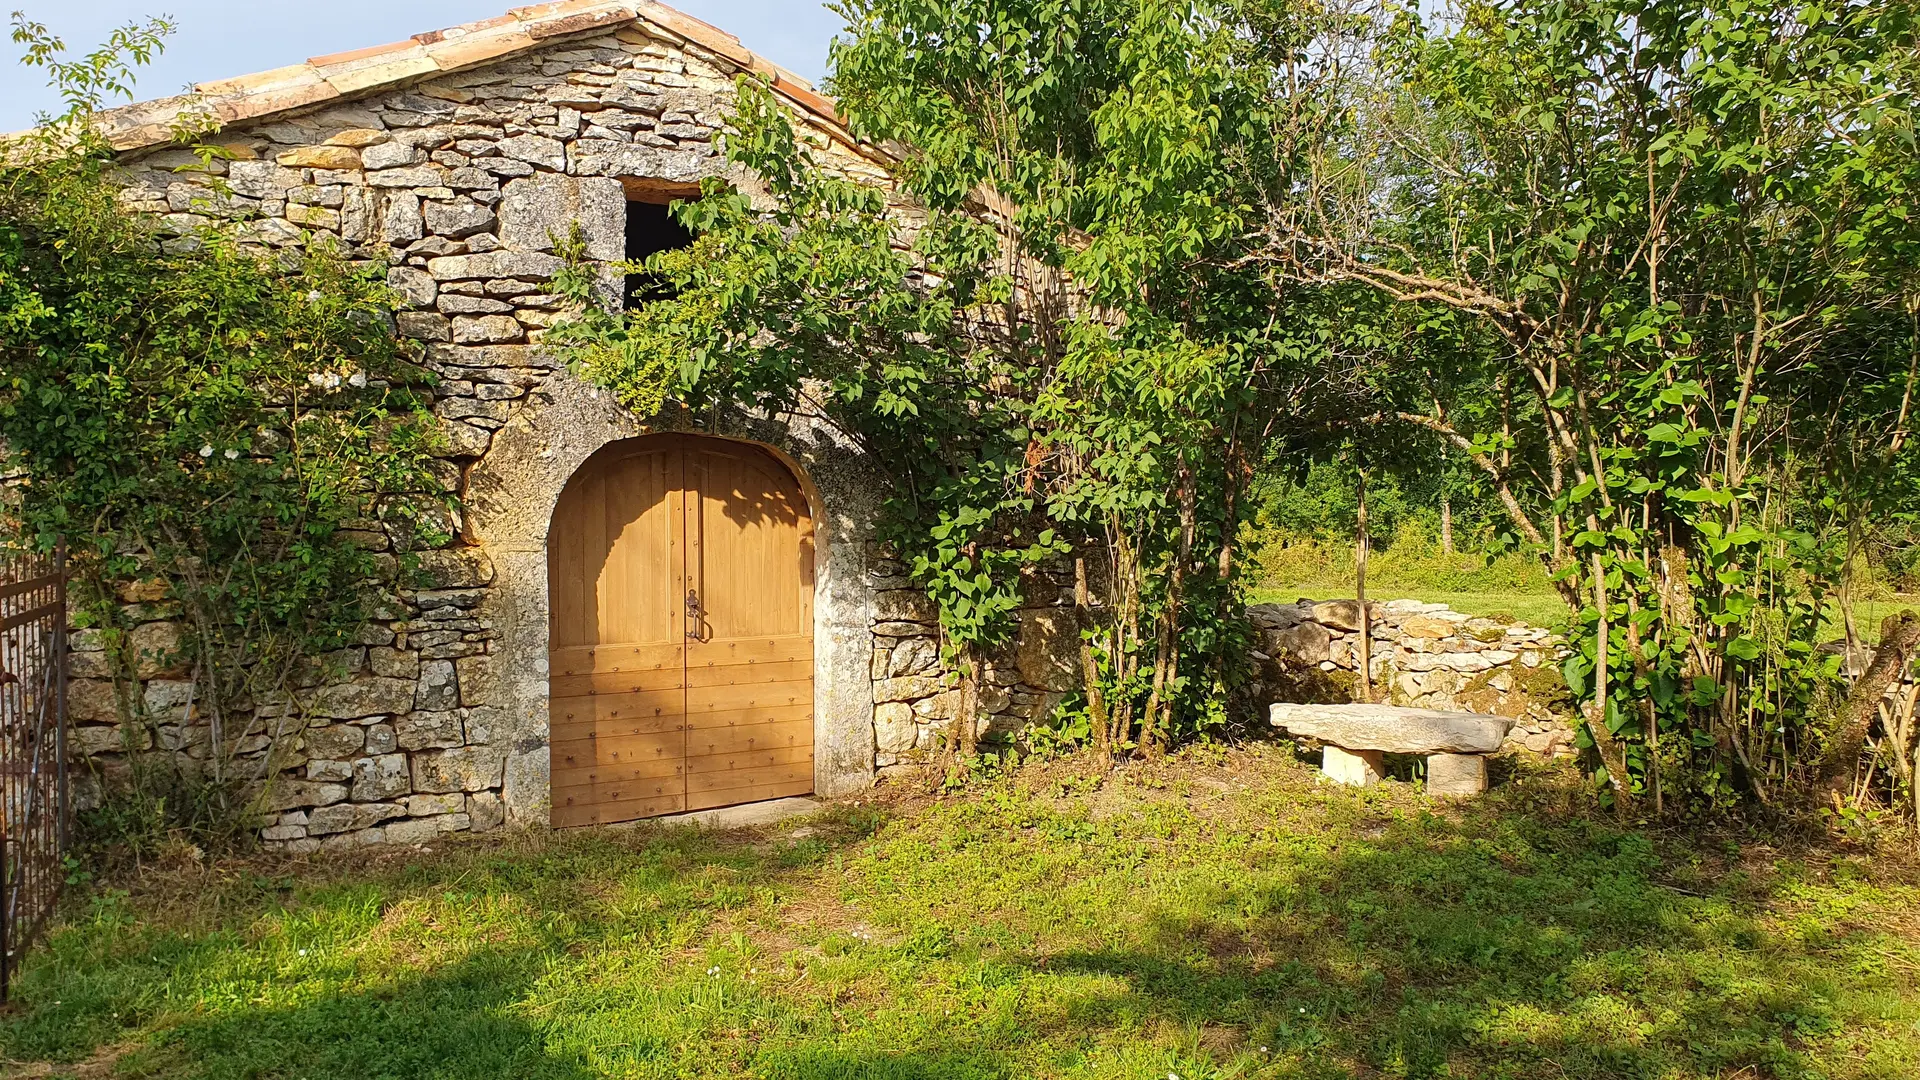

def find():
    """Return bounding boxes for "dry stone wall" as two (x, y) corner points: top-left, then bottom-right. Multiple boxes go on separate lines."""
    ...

(71, 21), (914, 850)
(868, 549), (1080, 775)
(1248, 598), (1578, 757)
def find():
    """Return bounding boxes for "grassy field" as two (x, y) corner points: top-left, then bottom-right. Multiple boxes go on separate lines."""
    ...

(1250, 583), (1570, 629)
(5, 750), (1918, 1079)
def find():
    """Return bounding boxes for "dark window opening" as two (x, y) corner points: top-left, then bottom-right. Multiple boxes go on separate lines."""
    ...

(624, 200), (696, 309)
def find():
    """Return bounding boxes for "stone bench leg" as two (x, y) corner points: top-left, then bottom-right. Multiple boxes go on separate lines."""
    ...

(1426, 753), (1488, 796)
(1323, 745), (1383, 787)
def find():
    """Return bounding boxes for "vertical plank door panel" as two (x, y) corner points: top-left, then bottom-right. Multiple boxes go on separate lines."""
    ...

(548, 441), (689, 827)
(683, 441), (815, 811)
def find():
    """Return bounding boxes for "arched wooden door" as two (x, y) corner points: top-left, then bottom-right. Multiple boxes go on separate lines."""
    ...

(547, 435), (815, 827)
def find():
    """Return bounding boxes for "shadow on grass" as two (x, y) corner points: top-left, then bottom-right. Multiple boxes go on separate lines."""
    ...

(1021, 795), (1882, 1079)
(0, 808), (913, 1077)
(5, 767), (1912, 1079)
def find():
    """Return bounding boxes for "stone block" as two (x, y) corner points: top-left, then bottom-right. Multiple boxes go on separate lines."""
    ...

(1016, 608), (1077, 693)
(318, 827), (386, 851)
(130, 620), (189, 678)
(1323, 745), (1383, 787)
(913, 690), (963, 720)
(352, 753), (412, 801)
(414, 659), (460, 712)
(874, 702), (916, 753)
(451, 315), (525, 344)
(412, 746), (507, 793)
(383, 192), (424, 242)
(414, 548), (496, 588)
(1311, 600), (1366, 632)
(285, 204), (340, 230)
(363, 723), (398, 755)
(1269, 703), (1513, 754)
(142, 679), (196, 721)
(305, 677), (417, 719)
(497, 134), (566, 170)
(874, 675), (945, 703)
(388, 266), (437, 307)
(366, 166), (446, 188)
(467, 791), (506, 831)
(277, 145), (362, 170)
(362, 140), (422, 170)
(304, 723), (366, 759)
(260, 778), (349, 812)
(1266, 621), (1331, 665)
(396, 709), (464, 750)
(1426, 753), (1489, 796)
(887, 637), (939, 678)
(306, 759), (355, 782)
(67, 679), (120, 724)
(228, 161), (304, 197)
(437, 294), (511, 314)
(425, 199), (497, 238)
(405, 792), (465, 816)
(369, 646), (420, 679)
(456, 655), (493, 707)
(498, 175), (624, 258)
(325, 128), (390, 148)
(385, 813), (471, 845)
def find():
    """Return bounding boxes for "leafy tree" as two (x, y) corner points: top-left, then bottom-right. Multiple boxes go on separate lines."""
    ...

(559, 0), (1339, 759)
(1239, 0), (1920, 811)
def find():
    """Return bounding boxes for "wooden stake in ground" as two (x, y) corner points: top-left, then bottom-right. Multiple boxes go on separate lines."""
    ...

(1441, 491), (1454, 554)
(1356, 470), (1372, 704)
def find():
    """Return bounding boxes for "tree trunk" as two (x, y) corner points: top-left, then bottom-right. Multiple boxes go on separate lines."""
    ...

(1816, 610), (1920, 806)
(1075, 556), (1110, 757)
(1588, 548), (1636, 815)
(1355, 470), (1372, 703)
(953, 647), (981, 759)
(1440, 492), (1454, 554)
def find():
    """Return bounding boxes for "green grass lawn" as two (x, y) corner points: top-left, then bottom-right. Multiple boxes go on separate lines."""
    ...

(1250, 583), (1570, 630)
(5, 749), (1918, 1079)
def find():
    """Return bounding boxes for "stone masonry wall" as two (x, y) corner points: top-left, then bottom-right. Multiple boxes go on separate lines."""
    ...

(868, 549), (1079, 775)
(70, 20), (913, 851)
(1248, 598), (1578, 757)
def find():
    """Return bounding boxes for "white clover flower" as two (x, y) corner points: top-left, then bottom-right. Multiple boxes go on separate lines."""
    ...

(224, 449), (240, 460)
(307, 289), (323, 303)
(199, 445), (214, 458)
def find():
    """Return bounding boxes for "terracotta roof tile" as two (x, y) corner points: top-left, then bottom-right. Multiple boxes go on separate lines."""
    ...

(422, 25), (539, 72)
(413, 15), (519, 47)
(307, 39), (420, 69)
(319, 50), (440, 96)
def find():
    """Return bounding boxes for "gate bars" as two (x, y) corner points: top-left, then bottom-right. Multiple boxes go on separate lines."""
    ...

(0, 546), (67, 1000)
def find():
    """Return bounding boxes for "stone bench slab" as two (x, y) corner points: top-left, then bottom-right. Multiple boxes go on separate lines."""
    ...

(1269, 703), (1513, 754)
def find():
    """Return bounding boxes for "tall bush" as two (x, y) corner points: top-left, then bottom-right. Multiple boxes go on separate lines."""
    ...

(0, 17), (445, 846)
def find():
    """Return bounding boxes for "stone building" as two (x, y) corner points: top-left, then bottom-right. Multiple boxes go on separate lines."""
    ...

(69, 1), (1079, 850)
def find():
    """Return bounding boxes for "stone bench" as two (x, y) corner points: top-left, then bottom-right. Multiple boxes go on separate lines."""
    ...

(1268, 703), (1514, 795)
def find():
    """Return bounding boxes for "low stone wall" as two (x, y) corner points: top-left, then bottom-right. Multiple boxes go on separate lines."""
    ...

(68, 548), (509, 851)
(1247, 598), (1577, 757)
(868, 548), (1077, 775)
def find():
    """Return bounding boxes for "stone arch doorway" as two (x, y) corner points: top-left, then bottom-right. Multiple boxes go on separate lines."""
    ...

(546, 433), (817, 827)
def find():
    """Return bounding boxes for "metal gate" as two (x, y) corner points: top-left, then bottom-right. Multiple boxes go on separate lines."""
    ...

(0, 546), (67, 1000)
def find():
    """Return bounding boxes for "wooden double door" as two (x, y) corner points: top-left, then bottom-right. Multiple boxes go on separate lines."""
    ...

(547, 435), (815, 827)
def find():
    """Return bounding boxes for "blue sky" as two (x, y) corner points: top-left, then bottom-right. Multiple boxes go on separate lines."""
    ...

(1, 1), (845, 130)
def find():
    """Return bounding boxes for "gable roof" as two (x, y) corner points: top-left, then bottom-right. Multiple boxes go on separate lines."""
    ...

(91, 1), (845, 154)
